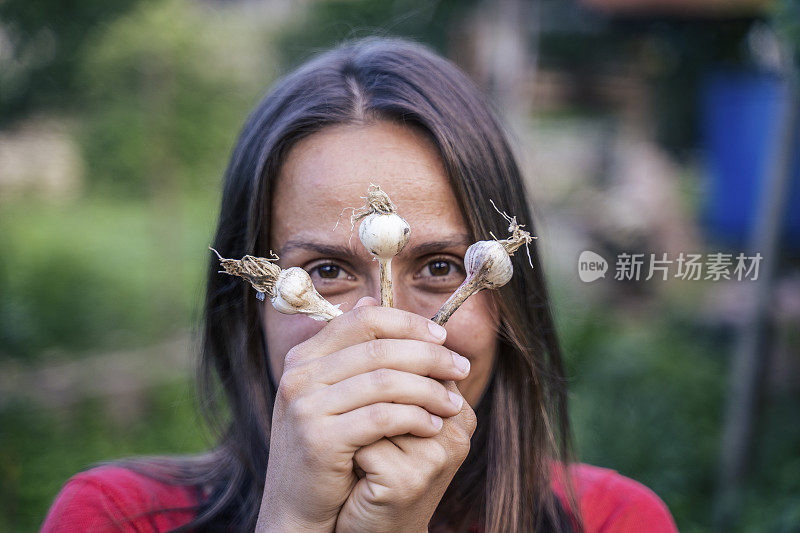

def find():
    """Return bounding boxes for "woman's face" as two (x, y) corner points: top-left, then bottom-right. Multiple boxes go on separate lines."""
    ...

(263, 120), (498, 406)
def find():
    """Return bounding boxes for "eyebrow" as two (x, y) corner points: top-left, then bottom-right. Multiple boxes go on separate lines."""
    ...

(404, 234), (473, 256)
(279, 240), (355, 258)
(279, 233), (473, 258)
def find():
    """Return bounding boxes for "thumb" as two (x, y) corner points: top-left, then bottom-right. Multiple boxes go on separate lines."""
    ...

(441, 379), (477, 435)
(353, 296), (379, 309)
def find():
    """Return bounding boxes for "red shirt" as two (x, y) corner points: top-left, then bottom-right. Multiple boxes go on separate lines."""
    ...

(41, 462), (678, 532)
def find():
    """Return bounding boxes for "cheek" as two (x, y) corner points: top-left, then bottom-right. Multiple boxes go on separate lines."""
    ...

(441, 291), (499, 405)
(263, 304), (326, 378)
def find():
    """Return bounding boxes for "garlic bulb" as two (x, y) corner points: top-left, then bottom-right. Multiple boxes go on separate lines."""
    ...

(270, 267), (343, 321)
(210, 248), (342, 322)
(351, 184), (410, 307)
(359, 212), (411, 259)
(431, 203), (535, 326)
(464, 240), (514, 288)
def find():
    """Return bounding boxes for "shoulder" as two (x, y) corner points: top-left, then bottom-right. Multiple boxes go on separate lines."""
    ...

(41, 464), (199, 532)
(550, 462), (678, 533)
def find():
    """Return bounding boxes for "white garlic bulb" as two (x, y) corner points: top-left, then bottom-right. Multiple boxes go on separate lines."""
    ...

(270, 267), (343, 322)
(463, 240), (513, 289)
(358, 212), (411, 259)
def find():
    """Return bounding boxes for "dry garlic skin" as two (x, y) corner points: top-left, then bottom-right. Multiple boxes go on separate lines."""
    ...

(270, 266), (342, 322)
(465, 240), (514, 288)
(358, 212), (411, 259)
(270, 268), (310, 314)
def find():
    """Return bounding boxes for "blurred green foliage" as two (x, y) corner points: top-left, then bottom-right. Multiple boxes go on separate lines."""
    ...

(561, 302), (725, 531)
(557, 292), (800, 532)
(0, 194), (217, 359)
(76, 0), (267, 198)
(537, 15), (752, 157)
(0, 0), (274, 359)
(0, 380), (207, 532)
(276, 0), (477, 66)
(774, 0), (800, 72)
(738, 395), (800, 531)
(0, 0), (146, 123)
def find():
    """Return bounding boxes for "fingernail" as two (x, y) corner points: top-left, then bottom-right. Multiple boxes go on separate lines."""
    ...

(428, 322), (447, 341)
(451, 352), (470, 375)
(431, 414), (443, 430)
(448, 391), (463, 410)
(355, 296), (375, 308)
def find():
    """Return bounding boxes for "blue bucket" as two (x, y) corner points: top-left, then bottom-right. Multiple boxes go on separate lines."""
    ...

(700, 69), (800, 248)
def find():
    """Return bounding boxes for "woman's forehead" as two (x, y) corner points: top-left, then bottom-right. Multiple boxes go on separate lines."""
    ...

(271, 122), (469, 249)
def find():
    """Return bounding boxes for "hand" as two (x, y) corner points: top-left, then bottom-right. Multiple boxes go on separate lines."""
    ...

(255, 297), (471, 532)
(333, 376), (477, 533)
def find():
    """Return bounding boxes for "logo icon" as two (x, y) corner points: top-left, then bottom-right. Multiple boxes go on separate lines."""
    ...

(578, 251), (608, 282)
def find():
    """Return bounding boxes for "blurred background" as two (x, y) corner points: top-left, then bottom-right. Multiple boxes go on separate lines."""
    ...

(1, 0), (798, 531)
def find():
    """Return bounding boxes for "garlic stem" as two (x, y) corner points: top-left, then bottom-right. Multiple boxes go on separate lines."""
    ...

(210, 247), (342, 322)
(379, 258), (393, 308)
(431, 275), (481, 326)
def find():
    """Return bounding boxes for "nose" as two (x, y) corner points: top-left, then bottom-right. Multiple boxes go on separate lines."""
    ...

(354, 263), (439, 319)
(367, 275), (382, 304)
(346, 265), (381, 309)
(350, 263), (402, 311)
(391, 282), (443, 321)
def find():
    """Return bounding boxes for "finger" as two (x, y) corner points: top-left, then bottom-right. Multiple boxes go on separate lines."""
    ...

(353, 437), (405, 473)
(311, 339), (470, 385)
(355, 437), (453, 504)
(315, 369), (463, 418)
(353, 296), (378, 309)
(286, 304), (448, 366)
(334, 402), (444, 448)
(391, 381), (474, 448)
(437, 379), (477, 442)
(385, 381), (474, 462)
(387, 433), (451, 467)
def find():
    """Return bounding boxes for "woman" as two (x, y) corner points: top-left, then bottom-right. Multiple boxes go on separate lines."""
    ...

(42, 37), (678, 532)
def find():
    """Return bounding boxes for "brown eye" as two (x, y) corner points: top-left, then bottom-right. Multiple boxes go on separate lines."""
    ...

(428, 260), (451, 276)
(318, 264), (341, 279)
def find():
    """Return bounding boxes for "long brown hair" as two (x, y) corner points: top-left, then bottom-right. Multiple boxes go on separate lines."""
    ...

(119, 36), (581, 532)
